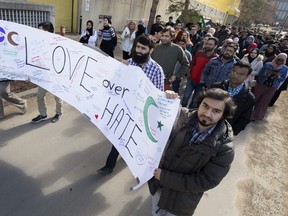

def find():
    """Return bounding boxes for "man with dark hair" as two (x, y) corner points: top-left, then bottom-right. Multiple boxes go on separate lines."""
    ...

(150, 15), (162, 35)
(149, 88), (236, 216)
(173, 38), (192, 93)
(165, 16), (175, 27)
(192, 33), (213, 57)
(200, 42), (238, 88)
(188, 24), (201, 49)
(214, 25), (229, 47)
(182, 37), (219, 109)
(38, 21), (54, 33)
(97, 34), (165, 175)
(211, 61), (255, 135)
(151, 26), (190, 90)
(31, 21), (64, 123)
(150, 24), (164, 44)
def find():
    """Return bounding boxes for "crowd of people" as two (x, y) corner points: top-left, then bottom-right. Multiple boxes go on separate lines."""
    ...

(1, 15), (288, 216)
(92, 15), (288, 215)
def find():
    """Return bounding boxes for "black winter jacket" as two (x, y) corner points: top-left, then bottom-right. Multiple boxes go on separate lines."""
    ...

(211, 80), (255, 135)
(148, 109), (234, 216)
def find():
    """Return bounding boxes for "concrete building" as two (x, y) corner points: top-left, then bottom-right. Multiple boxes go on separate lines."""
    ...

(271, 0), (288, 27)
(189, 0), (241, 24)
(0, 0), (78, 33)
(1, 0), (240, 34)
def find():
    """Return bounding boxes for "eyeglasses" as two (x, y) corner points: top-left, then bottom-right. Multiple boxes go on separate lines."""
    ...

(231, 70), (247, 77)
(224, 49), (235, 54)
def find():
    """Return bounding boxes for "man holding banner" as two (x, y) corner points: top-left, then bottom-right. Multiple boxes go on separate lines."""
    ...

(97, 34), (165, 175)
(149, 88), (236, 216)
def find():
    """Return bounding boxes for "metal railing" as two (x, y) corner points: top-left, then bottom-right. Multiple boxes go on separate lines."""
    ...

(0, 8), (50, 28)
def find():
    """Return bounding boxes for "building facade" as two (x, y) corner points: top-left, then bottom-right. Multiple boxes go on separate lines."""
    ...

(272, 0), (288, 26)
(190, 0), (241, 24)
(1, 0), (241, 33)
(0, 0), (78, 33)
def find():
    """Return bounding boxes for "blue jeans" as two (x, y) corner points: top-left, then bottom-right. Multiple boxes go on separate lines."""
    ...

(181, 80), (202, 109)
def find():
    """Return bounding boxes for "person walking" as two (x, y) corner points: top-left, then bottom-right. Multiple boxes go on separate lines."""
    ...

(241, 48), (263, 87)
(151, 26), (189, 91)
(121, 20), (136, 60)
(0, 80), (27, 119)
(79, 20), (97, 47)
(252, 53), (288, 120)
(98, 17), (117, 57)
(31, 21), (63, 124)
(182, 37), (218, 109)
(211, 61), (255, 135)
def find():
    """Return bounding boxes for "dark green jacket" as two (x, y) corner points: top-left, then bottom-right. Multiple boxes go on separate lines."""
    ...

(151, 42), (190, 79)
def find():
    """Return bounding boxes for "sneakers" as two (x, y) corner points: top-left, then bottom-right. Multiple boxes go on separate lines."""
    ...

(51, 114), (62, 123)
(31, 115), (47, 123)
(97, 166), (113, 175)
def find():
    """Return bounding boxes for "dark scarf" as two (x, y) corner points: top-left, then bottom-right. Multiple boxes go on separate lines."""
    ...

(247, 55), (256, 63)
(86, 28), (93, 36)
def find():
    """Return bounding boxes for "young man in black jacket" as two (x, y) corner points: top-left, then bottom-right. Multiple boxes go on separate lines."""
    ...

(149, 88), (236, 216)
(211, 61), (255, 135)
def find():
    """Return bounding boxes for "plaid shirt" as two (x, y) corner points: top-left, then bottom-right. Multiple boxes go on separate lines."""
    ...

(227, 82), (245, 97)
(128, 57), (164, 91)
(189, 122), (217, 144)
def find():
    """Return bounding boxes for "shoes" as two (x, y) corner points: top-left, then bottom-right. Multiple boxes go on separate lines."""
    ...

(0, 115), (4, 119)
(31, 115), (47, 123)
(51, 113), (62, 123)
(97, 166), (113, 175)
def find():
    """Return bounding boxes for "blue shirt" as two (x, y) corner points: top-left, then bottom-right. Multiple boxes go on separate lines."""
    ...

(228, 82), (245, 97)
(200, 56), (236, 88)
(189, 122), (217, 144)
(128, 57), (164, 91)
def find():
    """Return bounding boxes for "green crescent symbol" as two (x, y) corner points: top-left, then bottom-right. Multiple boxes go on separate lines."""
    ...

(143, 96), (158, 143)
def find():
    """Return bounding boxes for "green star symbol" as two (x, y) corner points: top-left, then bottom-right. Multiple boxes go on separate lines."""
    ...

(157, 121), (164, 131)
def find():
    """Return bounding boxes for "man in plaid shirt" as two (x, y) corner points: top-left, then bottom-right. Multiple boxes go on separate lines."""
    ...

(97, 34), (165, 175)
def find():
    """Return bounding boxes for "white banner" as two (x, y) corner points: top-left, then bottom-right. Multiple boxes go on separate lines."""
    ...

(0, 20), (180, 189)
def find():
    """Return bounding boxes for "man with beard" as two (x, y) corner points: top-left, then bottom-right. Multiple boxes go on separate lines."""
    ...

(200, 42), (238, 88)
(211, 61), (255, 135)
(149, 88), (236, 216)
(97, 34), (164, 175)
(182, 37), (218, 109)
(151, 26), (189, 90)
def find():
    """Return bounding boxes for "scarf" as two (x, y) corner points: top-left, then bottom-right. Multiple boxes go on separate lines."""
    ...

(271, 53), (287, 70)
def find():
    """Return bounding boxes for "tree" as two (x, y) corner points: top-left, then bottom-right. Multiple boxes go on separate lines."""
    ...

(237, 0), (276, 26)
(147, 0), (160, 33)
(166, 0), (203, 26)
(166, 0), (190, 16)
